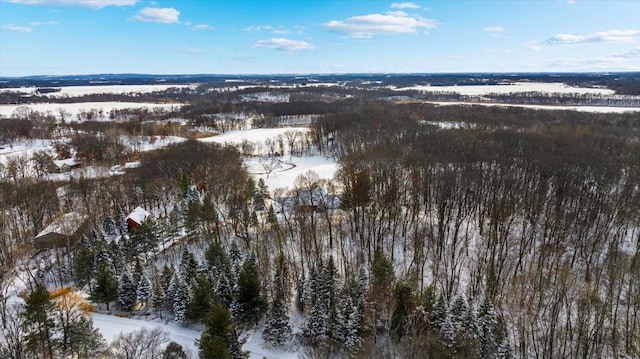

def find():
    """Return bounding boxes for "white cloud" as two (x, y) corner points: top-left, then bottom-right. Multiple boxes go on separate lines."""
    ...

(245, 25), (273, 32)
(252, 38), (315, 52)
(484, 26), (504, 33)
(386, 10), (409, 16)
(324, 12), (437, 38)
(544, 29), (640, 45)
(1, 20), (57, 33)
(8, 0), (138, 9)
(526, 29), (640, 50)
(1, 24), (33, 33)
(245, 25), (290, 35)
(132, 7), (179, 24)
(390, 2), (420, 9)
(567, 0), (576, 4)
(544, 47), (640, 70)
(612, 46), (640, 59)
(191, 24), (213, 31)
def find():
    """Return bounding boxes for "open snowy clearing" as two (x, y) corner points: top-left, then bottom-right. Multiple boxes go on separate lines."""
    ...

(425, 101), (640, 113)
(393, 82), (615, 95)
(247, 155), (339, 191)
(198, 127), (309, 147)
(200, 128), (339, 191)
(92, 313), (200, 357)
(92, 314), (298, 359)
(0, 102), (183, 120)
(0, 84), (195, 97)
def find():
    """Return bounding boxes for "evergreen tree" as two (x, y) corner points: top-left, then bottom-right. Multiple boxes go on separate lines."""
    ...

(228, 328), (247, 359)
(391, 280), (413, 340)
(478, 297), (499, 358)
(440, 314), (456, 349)
(229, 242), (242, 276)
(173, 280), (189, 324)
(151, 279), (166, 317)
(204, 241), (230, 284)
(197, 302), (246, 359)
(186, 275), (214, 323)
(216, 272), (233, 308)
(65, 317), (106, 358)
(303, 297), (327, 343)
(235, 254), (266, 325)
(496, 339), (512, 358)
(179, 247), (199, 286)
(22, 285), (57, 359)
(116, 272), (136, 312)
(164, 275), (177, 314)
(461, 302), (480, 341)
(90, 266), (117, 311)
(254, 178), (269, 211)
(429, 296), (447, 329)
(73, 245), (95, 288)
(335, 294), (361, 350)
(136, 275), (152, 309)
(163, 341), (188, 359)
(262, 297), (292, 346)
(450, 296), (467, 327)
(319, 256), (338, 338)
(132, 258), (144, 288)
(160, 265), (175, 292)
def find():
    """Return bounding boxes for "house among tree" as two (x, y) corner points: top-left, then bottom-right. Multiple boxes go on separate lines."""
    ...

(126, 206), (151, 232)
(49, 158), (81, 173)
(34, 212), (89, 249)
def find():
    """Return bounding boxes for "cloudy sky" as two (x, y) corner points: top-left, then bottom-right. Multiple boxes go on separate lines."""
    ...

(0, 0), (638, 76)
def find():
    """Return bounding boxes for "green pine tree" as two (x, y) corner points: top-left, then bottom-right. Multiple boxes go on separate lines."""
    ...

(22, 285), (57, 359)
(90, 266), (118, 311)
(198, 302), (247, 359)
(235, 254), (266, 325)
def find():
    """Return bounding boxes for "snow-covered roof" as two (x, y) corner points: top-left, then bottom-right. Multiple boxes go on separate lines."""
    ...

(53, 158), (78, 169)
(35, 212), (88, 239)
(126, 206), (151, 225)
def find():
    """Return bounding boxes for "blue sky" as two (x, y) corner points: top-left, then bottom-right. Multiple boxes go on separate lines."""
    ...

(0, 0), (638, 76)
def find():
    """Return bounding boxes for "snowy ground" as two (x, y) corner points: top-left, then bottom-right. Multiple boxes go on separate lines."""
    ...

(246, 155), (339, 191)
(92, 314), (299, 359)
(0, 84), (195, 97)
(200, 128), (339, 191)
(425, 101), (640, 113)
(0, 102), (183, 121)
(198, 127), (309, 149)
(0, 136), (185, 180)
(392, 82), (615, 95)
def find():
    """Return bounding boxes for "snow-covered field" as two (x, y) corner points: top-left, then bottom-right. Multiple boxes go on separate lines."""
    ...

(393, 82), (615, 95)
(0, 84), (195, 97)
(200, 127), (339, 191)
(426, 101), (640, 113)
(245, 155), (338, 191)
(92, 314), (299, 359)
(0, 102), (182, 121)
(199, 127), (308, 147)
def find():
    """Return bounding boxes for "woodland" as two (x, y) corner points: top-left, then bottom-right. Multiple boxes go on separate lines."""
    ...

(0, 79), (639, 359)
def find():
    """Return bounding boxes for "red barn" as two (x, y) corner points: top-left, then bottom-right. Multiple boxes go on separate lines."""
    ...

(126, 206), (151, 232)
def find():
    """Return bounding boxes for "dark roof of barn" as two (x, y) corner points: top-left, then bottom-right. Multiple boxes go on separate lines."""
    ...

(35, 212), (88, 239)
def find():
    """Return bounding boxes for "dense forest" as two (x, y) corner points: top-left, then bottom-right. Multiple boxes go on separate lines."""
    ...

(0, 81), (639, 358)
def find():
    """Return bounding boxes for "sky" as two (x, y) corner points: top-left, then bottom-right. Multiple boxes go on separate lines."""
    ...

(0, 0), (639, 76)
